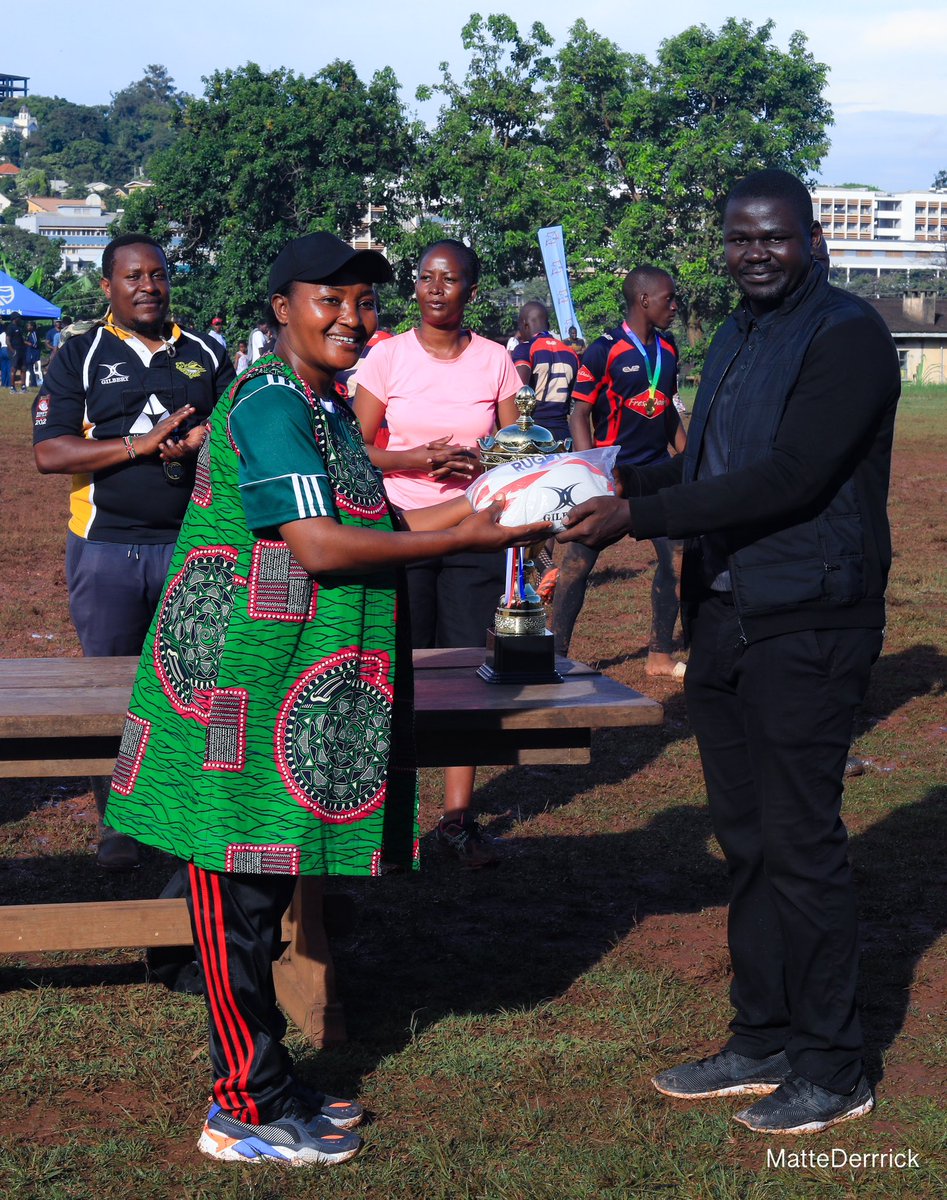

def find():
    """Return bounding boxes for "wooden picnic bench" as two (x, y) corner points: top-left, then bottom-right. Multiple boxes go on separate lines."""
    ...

(0, 647), (662, 1044)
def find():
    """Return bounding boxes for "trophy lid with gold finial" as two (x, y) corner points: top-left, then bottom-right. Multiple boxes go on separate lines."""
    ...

(477, 385), (572, 468)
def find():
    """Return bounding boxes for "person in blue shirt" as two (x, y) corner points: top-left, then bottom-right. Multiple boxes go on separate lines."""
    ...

(511, 301), (579, 441)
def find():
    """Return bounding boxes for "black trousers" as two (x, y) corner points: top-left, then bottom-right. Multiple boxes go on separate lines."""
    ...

(186, 864), (297, 1124)
(684, 593), (882, 1094)
(405, 549), (504, 648)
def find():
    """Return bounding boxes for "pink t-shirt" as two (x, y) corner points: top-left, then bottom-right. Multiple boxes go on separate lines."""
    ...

(356, 329), (520, 509)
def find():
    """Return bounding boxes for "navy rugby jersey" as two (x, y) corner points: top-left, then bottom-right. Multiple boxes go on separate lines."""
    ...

(571, 324), (678, 468)
(511, 331), (579, 439)
(34, 320), (235, 543)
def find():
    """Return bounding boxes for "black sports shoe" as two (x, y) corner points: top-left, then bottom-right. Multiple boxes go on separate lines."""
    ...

(198, 1101), (362, 1165)
(652, 1048), (791, 1099)
(734, 1072), (874, 1134)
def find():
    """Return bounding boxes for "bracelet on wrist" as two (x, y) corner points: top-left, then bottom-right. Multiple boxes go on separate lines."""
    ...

(123, 435), (139, 459)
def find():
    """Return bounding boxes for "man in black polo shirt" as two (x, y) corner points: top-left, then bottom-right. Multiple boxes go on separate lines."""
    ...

(34, 233), (235, 869)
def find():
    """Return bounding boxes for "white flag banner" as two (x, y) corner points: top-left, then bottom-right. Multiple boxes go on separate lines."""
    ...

(538, 226), (582, 342)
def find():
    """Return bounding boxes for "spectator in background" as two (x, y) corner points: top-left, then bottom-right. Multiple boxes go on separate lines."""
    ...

(207, 317), (226, 349)
(24, 321), (41, 388)
(248, 318), (270, 362)
(7, 314), (27, 392)
(45, 319), (63, 357)
(565, 324), (586, 358)
(0, 325), (9, 389)
(511, 301), (578, 442)
(233, 339), (249, 374)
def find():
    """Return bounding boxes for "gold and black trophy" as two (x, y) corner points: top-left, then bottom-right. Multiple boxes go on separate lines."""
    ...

(476, 386), (571, 684)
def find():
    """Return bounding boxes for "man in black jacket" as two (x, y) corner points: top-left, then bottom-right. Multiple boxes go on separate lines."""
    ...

(559, 170), (900, 1134)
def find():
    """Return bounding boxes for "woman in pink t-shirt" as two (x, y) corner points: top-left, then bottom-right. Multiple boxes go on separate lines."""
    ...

(354, 240), (519, 867)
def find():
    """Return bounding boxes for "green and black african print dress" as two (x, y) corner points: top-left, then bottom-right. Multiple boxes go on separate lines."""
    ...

(105, 356), (418, 876)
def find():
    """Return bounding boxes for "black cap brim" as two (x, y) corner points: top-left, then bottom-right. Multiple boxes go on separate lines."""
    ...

(268, 232), (393, 298)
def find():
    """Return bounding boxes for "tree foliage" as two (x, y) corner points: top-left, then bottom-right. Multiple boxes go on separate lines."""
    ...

(548, 18), (831, 341)
(107, 64), (187, 180)
(403, 14), (556, 286)
(1, 19), (835, 348)
(407, 15), (830, 342)
(0, 66), (187, 190)
(0, 227), (65, 297)
(121, 61), (414, 329)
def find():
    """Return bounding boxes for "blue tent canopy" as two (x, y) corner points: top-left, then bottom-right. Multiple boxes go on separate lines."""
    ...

(0, 270), (61, 319)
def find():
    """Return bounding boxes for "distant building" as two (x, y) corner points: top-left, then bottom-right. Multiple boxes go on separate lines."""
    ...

(0, 74), (28, 101)
(348, 203), (387, 254)
(0, 106), (37, 142)
(16, 194), (119, 272)
(0, 162), (20, 176)
(811, 187), (946, 279)
(866, 292), (947, 383)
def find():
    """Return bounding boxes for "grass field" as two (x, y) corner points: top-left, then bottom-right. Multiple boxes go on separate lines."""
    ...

(0, 385), (944, 1198)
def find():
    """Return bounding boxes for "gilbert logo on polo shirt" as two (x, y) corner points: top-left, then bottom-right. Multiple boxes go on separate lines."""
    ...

(176, 361), (206, 380)
(100, 362), (130, 385)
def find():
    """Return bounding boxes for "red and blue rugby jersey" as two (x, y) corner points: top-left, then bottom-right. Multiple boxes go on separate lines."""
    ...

(571, 324), (678, 468)
(511, 331), (579, 439)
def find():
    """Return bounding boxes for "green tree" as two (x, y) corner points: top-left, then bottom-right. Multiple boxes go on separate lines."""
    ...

(404, 13), (556, 287)
(120, 61), (413, 330)
(0, 227), (65, 297)
(933, 169), (947, 190)
(106, 65), (188, 181)
(52, 269), (109, 320)
(16, 168), (50, 198)
(547, 19), (825, 348)
(544, 22), (647, 268)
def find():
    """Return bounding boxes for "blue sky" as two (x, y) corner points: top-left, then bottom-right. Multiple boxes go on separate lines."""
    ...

(21, 1), (947, 191)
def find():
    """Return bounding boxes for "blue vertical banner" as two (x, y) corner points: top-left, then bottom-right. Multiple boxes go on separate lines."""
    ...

(538, 226), (582, 341)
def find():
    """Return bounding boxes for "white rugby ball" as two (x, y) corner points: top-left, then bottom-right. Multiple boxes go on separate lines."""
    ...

(469, 454), (614, 530)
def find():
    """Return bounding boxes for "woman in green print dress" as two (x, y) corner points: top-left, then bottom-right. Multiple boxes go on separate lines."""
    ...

(104, 232), (546, 1168)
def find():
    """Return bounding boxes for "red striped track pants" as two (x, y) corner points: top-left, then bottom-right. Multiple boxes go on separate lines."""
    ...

(186, 864), (297, 1123)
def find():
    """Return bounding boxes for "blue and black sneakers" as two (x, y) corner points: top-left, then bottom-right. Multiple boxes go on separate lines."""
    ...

(198, 1100), (362, 1165)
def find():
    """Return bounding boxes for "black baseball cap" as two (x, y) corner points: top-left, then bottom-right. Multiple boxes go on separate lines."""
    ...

(268, 232), (393, 297)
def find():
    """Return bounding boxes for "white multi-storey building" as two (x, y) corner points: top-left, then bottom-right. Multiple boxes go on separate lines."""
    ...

(16, 196), (118, 272)
(811, 187), (946, 279)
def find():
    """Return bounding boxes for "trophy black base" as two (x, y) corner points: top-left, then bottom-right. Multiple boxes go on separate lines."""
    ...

(478, 628), (562, 685)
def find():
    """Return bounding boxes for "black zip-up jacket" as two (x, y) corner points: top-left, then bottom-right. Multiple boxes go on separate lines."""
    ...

(622, 265), (900, 642)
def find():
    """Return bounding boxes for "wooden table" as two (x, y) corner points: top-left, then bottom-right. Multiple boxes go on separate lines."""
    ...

(0, 648), (662, 1044)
